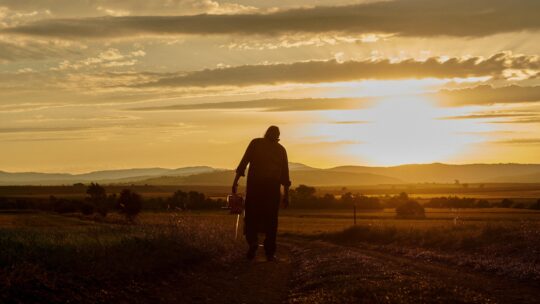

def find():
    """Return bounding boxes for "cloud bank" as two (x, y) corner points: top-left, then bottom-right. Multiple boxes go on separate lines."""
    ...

(437, 85), (540, 106)
(138, 53), (538, 88)
(3, 0), (540, 39)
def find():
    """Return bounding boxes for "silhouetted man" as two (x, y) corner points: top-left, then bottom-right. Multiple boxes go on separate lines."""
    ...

(233, 126), (291, 261)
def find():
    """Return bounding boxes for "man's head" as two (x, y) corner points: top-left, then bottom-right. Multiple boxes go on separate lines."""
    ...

(264, 126), (280, 142)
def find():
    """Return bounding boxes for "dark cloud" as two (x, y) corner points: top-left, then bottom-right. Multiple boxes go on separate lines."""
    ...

(436, 85), (540, 106)
(136, 53), (535, 88)
(3, 0), (540, 39)
(129, 97), (371, 112)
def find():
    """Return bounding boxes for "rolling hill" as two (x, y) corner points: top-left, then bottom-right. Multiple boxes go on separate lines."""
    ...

(2, 163), (540, 186)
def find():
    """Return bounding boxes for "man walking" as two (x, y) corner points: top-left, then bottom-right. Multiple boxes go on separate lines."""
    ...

(232, 126), (291, 261)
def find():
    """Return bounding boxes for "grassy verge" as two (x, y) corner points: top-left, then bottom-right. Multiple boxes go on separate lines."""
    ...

(0, 213), (239, 303)
(305, 221), (540, 282)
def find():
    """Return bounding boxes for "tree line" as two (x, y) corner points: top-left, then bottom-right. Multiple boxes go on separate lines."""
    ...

(1, 184), (539, 218)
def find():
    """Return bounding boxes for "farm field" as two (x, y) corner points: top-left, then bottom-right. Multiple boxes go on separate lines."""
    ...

(1, 208), (539, 303)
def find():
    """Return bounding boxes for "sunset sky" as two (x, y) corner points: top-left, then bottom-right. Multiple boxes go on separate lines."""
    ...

(1, 0), (539, 173)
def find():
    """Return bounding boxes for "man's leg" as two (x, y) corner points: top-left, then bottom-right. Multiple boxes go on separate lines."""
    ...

(245, 217), (258, 260)
(263, 214), (278, 259)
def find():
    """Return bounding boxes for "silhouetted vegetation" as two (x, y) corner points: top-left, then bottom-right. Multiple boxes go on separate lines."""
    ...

(396, 200), (425, 218)
(50, 195), (82, 214)
(289, 184), (383, 209)
(167, 190), (223, 210)
(117, 189), (142, 221)
(499, 198), (515, 208)
(86, 183), (108, 216)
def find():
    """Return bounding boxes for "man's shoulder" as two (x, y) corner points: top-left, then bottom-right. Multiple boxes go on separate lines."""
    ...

(250, 138), (265, 145)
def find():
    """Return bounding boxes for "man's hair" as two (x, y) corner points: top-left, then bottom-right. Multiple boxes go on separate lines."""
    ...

(264, 126), (280, 142)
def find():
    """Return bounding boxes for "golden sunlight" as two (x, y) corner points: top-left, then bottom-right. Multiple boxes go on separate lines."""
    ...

(319, 95), (494, 166)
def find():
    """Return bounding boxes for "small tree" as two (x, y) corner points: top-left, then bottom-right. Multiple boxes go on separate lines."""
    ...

(86, 183), (108, 216)
(385, 192), (409, 208)
(117, 189), (142, 221)
(169, 190), (188, 210)
(290, 185), (317, 208)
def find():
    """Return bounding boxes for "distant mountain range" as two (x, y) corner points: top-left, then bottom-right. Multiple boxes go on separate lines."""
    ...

(2, 163), (540, 186)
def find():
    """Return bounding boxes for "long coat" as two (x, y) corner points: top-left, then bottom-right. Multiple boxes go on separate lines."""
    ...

(236, 138), (291, 233)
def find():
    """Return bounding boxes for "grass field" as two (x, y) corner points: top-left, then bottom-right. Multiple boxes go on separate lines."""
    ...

(1, 207), (539, 303)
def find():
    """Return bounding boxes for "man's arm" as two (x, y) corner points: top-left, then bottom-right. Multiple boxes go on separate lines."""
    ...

(232, 173), (241, 194)
(233, 140), (254, 194)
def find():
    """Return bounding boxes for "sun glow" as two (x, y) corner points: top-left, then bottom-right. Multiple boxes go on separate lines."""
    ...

(315, 96), (494, 166)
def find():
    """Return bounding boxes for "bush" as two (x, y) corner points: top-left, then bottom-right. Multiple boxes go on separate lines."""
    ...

(117, 189), (142, 221)
(86, 183), (108, 216)
(385, 192), (410, 208)
(396, 200), (425, 218)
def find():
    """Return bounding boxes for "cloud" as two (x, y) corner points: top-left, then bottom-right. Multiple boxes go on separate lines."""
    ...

(2, 0), (539, 39)
(51, 48), (145, 70)
(129, 97), (371, 112)
(0, 36), (85, 62)
(0, 126), (94, 134)
(442, 112), (533, 120)
(220, 33), (388, 50)
(0, 6), (51, 28)
(491, 117), (540, 124)
(0, 0), (256, 18)
(436, 85), (540, 106)
(494, 138), (540, 144)
(137, 53), (537, 88)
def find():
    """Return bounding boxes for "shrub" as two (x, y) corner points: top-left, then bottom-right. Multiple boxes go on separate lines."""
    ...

(396, 200), (425, 218)
(385, 192), (410, 208)
(117, 189), (142, 221)
(86, 183), (108, 216)
(169, 190), (188, 210)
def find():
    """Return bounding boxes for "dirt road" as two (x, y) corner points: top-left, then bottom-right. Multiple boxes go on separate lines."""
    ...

(169, 237), (539, 304)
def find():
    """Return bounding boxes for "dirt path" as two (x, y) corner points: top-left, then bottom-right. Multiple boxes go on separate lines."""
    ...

(159, 244), (294, 304)
(284, 237), (540, 304)
(148, 237), (539, 303)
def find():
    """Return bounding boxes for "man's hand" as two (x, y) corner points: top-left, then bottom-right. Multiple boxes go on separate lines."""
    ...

(280, 195), (289, 209)
(232, 183), (238, 194)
